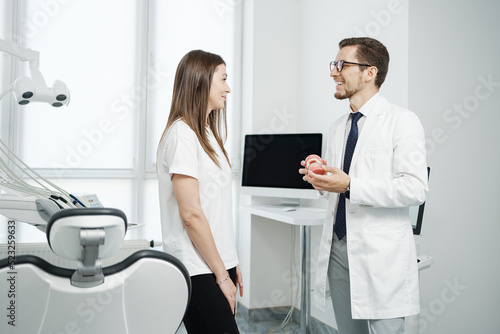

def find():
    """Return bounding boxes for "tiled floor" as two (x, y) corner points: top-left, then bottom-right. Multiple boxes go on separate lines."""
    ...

(235, 312), (300, 334)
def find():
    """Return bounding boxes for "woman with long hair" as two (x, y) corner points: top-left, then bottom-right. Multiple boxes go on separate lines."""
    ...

(157, 50), (242, 333)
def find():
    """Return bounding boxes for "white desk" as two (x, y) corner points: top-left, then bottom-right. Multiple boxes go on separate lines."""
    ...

(245, 205), (433, 334)
(243, 205), (324, 334)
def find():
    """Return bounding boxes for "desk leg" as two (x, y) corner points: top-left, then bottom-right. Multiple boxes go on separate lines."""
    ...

(300, 225), (311, 334)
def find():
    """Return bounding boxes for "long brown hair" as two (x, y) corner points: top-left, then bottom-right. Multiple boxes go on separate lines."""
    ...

(158, 50), (230, 168)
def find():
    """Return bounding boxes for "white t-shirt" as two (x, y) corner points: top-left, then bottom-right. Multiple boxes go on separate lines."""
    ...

(157, 119), (238, 276)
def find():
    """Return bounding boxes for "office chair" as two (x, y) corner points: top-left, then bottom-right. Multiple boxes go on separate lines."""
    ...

(0, 208), (191, 334)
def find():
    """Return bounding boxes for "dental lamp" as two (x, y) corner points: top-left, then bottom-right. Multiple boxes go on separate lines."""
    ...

(0, 39), (79, 228)
(0, 38), (70, 107)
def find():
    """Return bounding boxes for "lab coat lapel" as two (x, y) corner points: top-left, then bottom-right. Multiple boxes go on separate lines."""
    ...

(349, 97), (388, 172)
(334, 114), (349, 168)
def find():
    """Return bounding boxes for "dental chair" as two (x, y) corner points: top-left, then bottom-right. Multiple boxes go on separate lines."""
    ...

(0, 208), (191, 334)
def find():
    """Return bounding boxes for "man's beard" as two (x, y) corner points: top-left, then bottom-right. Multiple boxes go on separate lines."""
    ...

(334, 91), (348, 100)
(334, 74), (362, 100)
(334, 86), (357, 100)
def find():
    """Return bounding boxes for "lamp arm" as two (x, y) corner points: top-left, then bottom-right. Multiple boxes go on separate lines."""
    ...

(0, 39), (45, 86)
(0, 38), (39, 63)
(29, 62), (49, 93)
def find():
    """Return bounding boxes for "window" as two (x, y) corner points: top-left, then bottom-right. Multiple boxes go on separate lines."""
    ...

(146, 0), (241, 170)
(0, 0), (242, 243)
(18, 0), (138, 169)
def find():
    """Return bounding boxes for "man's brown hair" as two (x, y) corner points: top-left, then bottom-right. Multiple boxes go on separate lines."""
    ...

(339, 37), (390, 88)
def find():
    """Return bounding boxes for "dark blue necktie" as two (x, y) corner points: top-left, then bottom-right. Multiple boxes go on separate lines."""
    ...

(334, 112), (363, 240)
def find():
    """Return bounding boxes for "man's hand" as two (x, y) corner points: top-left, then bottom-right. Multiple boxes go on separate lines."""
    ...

(299, 160), (350, 193)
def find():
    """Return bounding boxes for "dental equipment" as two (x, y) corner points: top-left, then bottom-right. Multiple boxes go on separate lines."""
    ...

(0, 40), (100, 228)
(0, 137), (102, 228)
(0, 38), (70, 107)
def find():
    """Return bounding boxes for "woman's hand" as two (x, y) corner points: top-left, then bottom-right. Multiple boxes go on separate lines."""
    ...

(236, 265), (243, 297)
(217, 274), (238, 314)
(217, 265), (243, 314)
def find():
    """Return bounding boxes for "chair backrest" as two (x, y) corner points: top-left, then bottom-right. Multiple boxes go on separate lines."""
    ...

(46, 207), (128, 287)
(0, 207), (191, 333)
(47, 207), (128, 260)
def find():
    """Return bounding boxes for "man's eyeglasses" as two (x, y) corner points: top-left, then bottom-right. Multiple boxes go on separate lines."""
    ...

(330, 60), (373, 72)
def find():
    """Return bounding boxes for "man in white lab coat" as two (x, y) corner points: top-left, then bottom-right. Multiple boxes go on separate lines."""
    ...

(300, 37), (428, 333)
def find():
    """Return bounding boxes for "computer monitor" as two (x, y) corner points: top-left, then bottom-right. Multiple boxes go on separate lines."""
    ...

(240, 133), (323, 205)
(411, 167), (431, 235)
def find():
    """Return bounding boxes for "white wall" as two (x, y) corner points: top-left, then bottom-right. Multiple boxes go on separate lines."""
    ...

(409, 0), (500, 332)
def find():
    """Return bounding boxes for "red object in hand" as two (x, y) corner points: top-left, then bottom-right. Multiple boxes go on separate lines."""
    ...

(305, 154), (325, 175)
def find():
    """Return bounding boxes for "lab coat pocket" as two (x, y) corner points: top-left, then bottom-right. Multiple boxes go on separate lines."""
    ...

(362, 227), (409, 307)
(358, 148), (393, 178)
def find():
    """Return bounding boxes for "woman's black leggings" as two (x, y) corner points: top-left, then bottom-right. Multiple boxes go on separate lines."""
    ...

(183, 267), (239, 334)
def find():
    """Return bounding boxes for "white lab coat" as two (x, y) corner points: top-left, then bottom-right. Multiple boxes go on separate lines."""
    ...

(314, 96), (428, 319)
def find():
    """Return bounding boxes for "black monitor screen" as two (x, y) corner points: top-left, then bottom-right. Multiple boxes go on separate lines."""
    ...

(242, 133), (323, 189)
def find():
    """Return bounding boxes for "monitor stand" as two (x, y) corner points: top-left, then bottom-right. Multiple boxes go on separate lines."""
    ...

(265, 198), (300, 211)
(280, 197), (300, 207)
